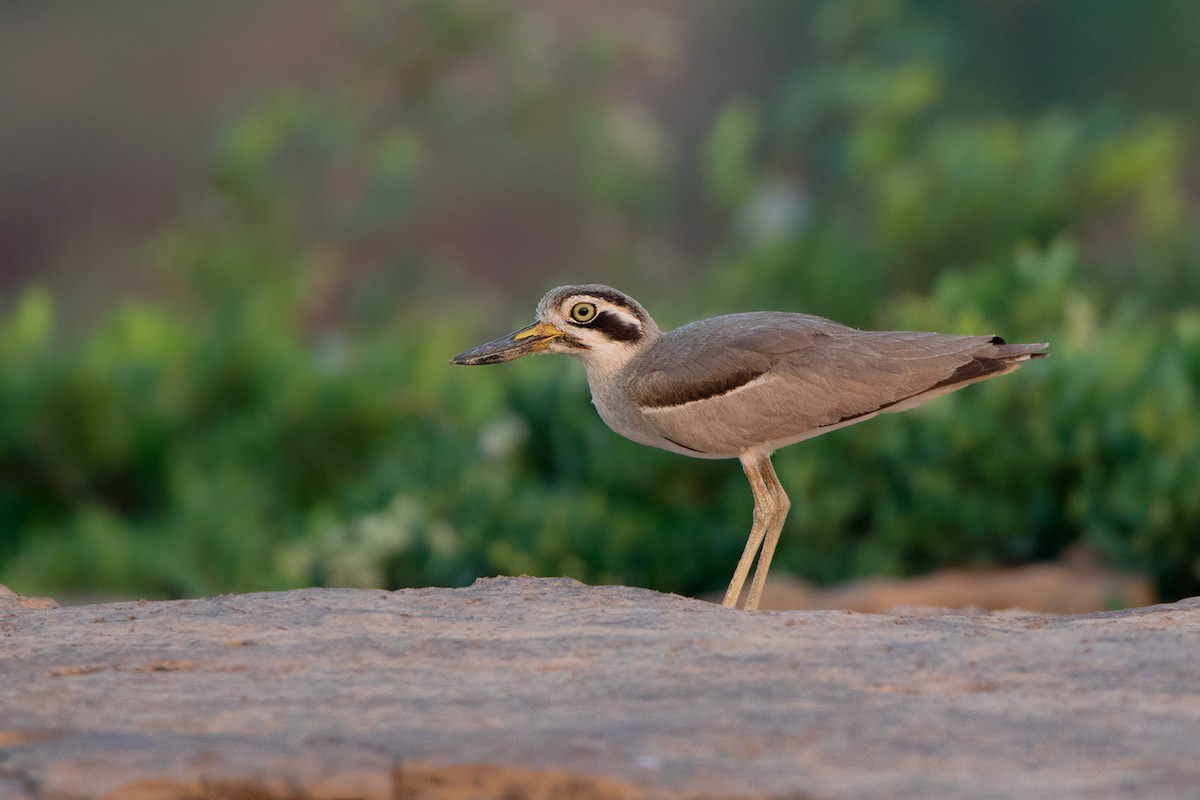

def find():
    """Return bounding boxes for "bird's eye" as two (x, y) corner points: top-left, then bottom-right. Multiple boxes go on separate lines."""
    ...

(569, 302), (597, 324)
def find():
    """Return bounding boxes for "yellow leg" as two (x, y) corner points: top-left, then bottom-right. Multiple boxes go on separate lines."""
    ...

(723, 453), (789, 610)
(743, 456), (790, 612)
(721, 456), (770, 607)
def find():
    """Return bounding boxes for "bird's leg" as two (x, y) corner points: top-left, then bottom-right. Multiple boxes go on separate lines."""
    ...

(743, 456), (791, 612)
(722, 453), (776, 608)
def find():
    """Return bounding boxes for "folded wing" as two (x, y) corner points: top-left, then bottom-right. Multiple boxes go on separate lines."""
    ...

(627, 312), (1047, 455)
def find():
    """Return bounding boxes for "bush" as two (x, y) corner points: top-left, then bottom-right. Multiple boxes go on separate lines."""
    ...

(2, 0), (1198, 601)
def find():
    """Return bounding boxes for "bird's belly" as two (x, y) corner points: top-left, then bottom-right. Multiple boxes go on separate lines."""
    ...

(634, 381), (835, 458)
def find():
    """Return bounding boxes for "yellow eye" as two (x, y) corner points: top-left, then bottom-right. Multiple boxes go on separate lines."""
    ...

(569, 302), (597, 324)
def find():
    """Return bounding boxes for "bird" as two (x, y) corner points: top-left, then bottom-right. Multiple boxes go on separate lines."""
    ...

(451, 285), (1048, 611)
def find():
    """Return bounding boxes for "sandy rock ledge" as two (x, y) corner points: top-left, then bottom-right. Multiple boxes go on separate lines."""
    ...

(1, 577), (1199, 800)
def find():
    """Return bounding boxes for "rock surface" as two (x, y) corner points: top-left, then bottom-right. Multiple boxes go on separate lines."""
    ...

(2, 577), (1199, 800)
(737, 551), (1155, 613)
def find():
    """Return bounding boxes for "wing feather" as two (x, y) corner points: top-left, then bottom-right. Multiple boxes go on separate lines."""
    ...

(626, 312), (1047, 455)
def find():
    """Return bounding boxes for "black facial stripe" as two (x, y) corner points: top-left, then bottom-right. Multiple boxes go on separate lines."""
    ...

(559, 332), (591, 351)
(574, 289), (650, 325)
(588, 310), (642, 343)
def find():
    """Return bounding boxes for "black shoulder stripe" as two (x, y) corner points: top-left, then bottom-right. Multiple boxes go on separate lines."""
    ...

(640, 367), (768, 409)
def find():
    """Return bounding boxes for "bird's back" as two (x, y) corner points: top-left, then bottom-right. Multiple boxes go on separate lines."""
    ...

(615, 312), (1045, 458)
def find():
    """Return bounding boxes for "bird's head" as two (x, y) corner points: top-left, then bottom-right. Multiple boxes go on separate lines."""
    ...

(450, 284), (661, 372)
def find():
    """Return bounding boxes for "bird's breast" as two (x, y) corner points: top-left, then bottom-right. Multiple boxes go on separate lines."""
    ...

(585, 371), (724, 458)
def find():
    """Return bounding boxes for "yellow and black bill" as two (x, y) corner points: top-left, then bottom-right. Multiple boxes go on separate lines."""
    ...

(450, 321), (565, 365)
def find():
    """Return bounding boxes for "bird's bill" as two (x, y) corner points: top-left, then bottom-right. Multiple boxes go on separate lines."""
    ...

(450, 321), (565, 365)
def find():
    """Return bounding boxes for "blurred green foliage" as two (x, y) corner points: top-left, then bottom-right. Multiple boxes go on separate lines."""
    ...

(2, 0), (1199, 601)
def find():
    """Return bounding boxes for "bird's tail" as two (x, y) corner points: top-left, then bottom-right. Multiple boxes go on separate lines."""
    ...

(988, 337), (1050, 363)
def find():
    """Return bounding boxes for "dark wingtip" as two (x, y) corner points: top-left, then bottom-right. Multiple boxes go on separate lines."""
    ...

(991, 340), (1050, 360)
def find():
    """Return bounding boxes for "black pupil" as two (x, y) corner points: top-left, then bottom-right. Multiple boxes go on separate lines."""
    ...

(576, 305), (593, 320)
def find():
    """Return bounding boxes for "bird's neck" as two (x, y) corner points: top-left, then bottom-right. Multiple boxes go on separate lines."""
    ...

(575, 327), (660, 381)
(577, 346), (638, 383)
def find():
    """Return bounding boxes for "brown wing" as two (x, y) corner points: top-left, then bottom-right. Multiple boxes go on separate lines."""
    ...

(628, 312), (1046, 455)
(628, 312), (853, 409)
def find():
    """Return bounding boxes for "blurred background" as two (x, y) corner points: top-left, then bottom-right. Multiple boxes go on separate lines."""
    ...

(2, 0), (1199, 607)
